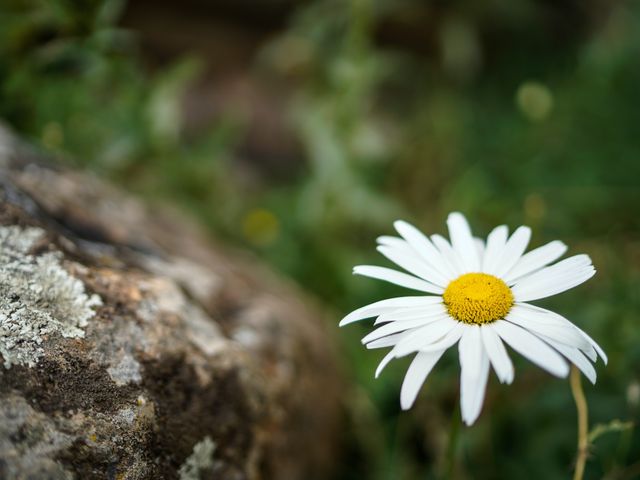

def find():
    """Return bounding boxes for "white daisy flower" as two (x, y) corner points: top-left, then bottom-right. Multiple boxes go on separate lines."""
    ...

(340, 212), (606, 426)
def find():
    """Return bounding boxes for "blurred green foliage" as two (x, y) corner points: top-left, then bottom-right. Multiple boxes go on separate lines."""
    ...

(1, 0), (640, 478)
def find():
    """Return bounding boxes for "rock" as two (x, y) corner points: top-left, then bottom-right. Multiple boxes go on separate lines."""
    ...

(0, 125), (342, 479)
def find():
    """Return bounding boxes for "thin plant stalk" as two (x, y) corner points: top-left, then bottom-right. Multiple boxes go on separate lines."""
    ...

(570, 365), (589, 480)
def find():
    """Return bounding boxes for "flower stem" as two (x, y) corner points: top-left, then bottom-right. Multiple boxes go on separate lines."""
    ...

(570, 365), (589, 480)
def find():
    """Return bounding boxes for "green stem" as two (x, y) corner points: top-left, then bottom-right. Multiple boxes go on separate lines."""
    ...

(570, 366), (589, 480)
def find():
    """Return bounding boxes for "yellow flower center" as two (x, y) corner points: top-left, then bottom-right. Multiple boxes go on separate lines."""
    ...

(443, 273), (514, 325)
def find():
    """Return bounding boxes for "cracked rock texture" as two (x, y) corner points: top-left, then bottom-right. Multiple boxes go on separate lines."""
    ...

(0, 125), (342, 480)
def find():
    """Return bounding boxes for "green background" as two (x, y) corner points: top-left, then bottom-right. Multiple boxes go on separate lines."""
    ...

(1, 0), (639, 478)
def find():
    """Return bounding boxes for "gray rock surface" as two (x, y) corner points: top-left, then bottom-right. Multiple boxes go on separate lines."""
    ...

(0, 125), (342, 479)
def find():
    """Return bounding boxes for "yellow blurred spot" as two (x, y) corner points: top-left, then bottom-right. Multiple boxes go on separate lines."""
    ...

(242, 209), (279, 246)
(42, 122), (64, 150)
(516, 81), (554, 122)
(89, 433), (97, 442)
(524, 193), (546, 221)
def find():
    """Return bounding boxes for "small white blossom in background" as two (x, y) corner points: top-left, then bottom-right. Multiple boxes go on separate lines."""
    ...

(341, 212), (606, 425)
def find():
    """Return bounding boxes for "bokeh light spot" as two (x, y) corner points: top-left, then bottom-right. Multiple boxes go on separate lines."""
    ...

(516, 81), (554, 122)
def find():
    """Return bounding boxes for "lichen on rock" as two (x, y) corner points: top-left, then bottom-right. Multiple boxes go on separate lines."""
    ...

(178, 436), (217, 480)
(0, 127), (342, 479)
(0, 394), (75, 479)
(0, 225), (102, 368)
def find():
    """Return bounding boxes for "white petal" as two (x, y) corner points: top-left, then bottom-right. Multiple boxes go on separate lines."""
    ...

(394, 316), (458, 357)
(493, 226), (532, 278)
(503, 240), (568, 284)
(516, 269), (597, 300)
(375, 349), (397, 378)
(366, 332), (409, 349)
(516, 303), (606, 364)
(506, 305), (592, 352)
(431, 234), (465, 275)
(581, 344), (598, 362)
(459, 326), (490, 425)
(481, 324), (514, 384)
(447, 212), (481, 271)
(376, 235), (408, 249)
(393, 220), (457, 281)
(513, 254), (591, 284)
(492, 320), (569, 378)
(377, 237), (429, 268)
(581, 332), (606, 364)
(377, 235), (451, 287)
(374, 303), (446, 325)
(474, 237), (485, 263)
(375, 327), (427, 376)
(511, 255), (595, 301)
(377, 236), (450, 281)
(340, 296), (439, 326)
(400, 350), (446, 410)
(375, 322), (455, 378)
(419, 323), (465, 352)
(376, 324), (440, 378)
(382, 243), (451, 287)
(482, 225), (508, 274)
(539, 336), (597, 384)
(362, 316), (443, 345)
(377, 245), (449, 288)
(353, 265), (444, 294)
(578, 330), (606, 364)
